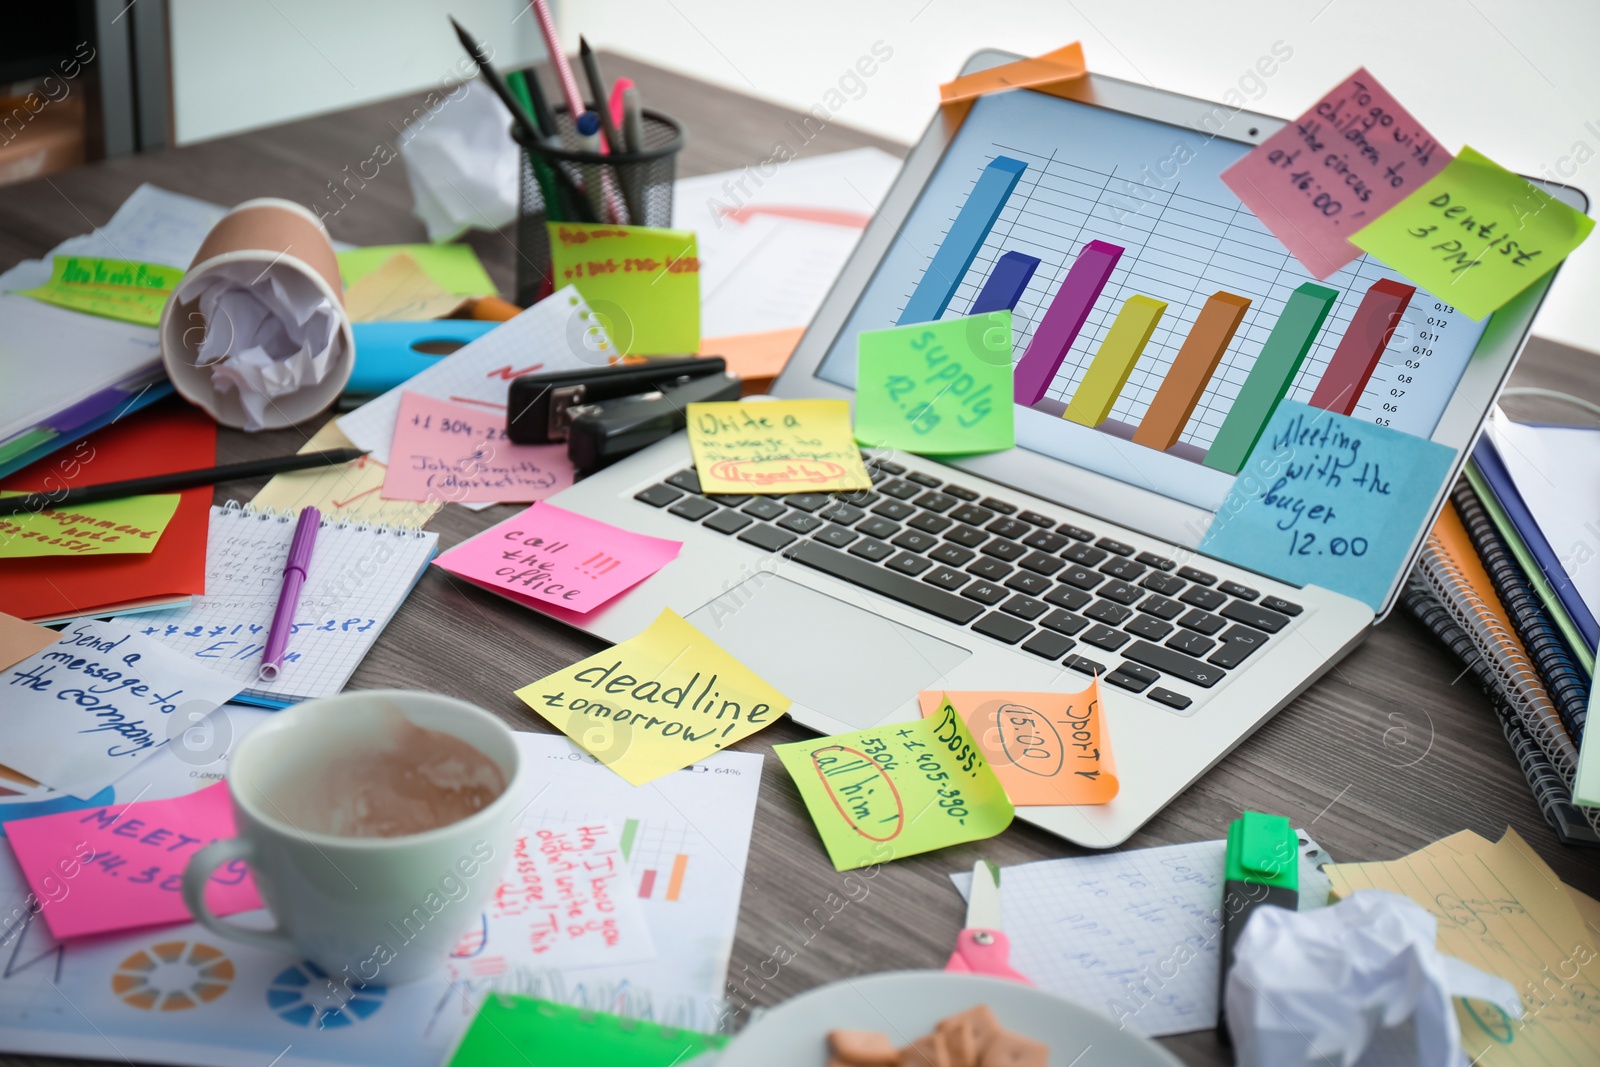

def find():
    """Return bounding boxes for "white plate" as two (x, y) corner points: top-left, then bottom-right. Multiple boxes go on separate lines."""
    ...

(720, 970), (1184, 1066)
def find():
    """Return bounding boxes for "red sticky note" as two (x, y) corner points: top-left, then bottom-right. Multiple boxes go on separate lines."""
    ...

(1222, 68), (1451, 279)
(433, 502), (681, 614)
(381, 392), (577, 504)
(6, 781), (261, 939)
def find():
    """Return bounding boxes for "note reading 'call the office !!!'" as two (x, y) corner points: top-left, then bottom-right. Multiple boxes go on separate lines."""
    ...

(514, 608), (790, 785)
(686, 398), (873, 495)
(774, 698), (1015, 871)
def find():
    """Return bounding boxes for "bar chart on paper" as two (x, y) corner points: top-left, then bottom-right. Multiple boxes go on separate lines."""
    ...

(621, 817), (693, 903)
(890, 139), (1486, 467)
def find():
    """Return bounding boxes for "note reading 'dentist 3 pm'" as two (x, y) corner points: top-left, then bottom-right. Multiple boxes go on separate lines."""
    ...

(774, 698), (1015, 871)
(1, 620), (244, 798)
(919, 682), (1118, 807)
(1199, 401), (1455, 611)
(1221, 68), (1450, 280)
(5, 781), (262, 940)
(686, 398), (873, 495)
(433, 502), (681, 616)
(382, 392), (576, 504)
(515, 608), (790, 785)
(855, 312), (1015, 455)
(1351, 146), (1595, 320)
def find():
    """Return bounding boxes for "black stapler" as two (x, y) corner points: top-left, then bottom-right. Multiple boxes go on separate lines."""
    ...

(507, 357), (740, 474)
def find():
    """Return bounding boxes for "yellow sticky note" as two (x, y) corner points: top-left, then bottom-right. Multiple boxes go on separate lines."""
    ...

(918, 682), (1117, 806)
(686, 399), (873, 495)
(342, 252), (467, 322)
(773, 697), (1015, 870)
(251, 420), (440, 528)
(1351, 146), (1595, 320)
(0, 493), (181, 558)
(514, 609), (790, 786)
(548, 223), (700, 355)
(19, 255), (182, 326)
(337, 244), (496, 297)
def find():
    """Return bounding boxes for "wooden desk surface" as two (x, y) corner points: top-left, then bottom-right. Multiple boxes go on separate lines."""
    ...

(2, 54), (1596, 1067)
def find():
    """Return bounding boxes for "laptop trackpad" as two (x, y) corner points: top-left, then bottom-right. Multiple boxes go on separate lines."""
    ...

(685, 575), (970, 730)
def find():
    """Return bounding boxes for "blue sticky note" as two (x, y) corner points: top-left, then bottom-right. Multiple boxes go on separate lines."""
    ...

(1199, 401), (1456, 610)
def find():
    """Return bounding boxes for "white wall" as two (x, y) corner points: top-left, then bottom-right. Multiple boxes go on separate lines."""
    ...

(169, 0), (547, 144)
(562, 0), (1600, 354)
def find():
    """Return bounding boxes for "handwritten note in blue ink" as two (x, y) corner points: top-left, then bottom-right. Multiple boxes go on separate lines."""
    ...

(1199, 401), (1455, 610)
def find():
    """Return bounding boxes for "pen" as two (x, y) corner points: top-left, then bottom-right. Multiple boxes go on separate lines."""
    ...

(621, 87), (646, 222)
(259, 506), (320, 681)
(578, 37), (624, 156)
(608, 77), (635, 141)
(0, 449), (365, 514)
(574, 111), (607, 223)
(1218, 810), (1299, 1042)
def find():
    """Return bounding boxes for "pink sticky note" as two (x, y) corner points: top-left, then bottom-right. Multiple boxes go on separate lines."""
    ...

(1222, 68), (1451, 279)
(5, 781), (261, 940)
(381, 392), (578, 504)
(433, 502), (682, 614)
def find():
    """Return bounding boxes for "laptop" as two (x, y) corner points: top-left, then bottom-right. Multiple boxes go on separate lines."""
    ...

(544, 51), (1587, 848)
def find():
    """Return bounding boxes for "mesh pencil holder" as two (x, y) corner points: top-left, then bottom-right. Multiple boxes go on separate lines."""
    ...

(513, 105), (686, 307)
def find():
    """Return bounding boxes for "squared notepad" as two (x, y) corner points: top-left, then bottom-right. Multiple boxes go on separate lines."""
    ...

(107, 504), (438, 705)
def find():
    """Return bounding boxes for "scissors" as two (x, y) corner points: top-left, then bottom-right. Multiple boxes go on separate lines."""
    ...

(946, 860), (1031, 984)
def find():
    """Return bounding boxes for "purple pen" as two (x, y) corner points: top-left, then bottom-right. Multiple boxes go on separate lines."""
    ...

(259, 506), (321, 680)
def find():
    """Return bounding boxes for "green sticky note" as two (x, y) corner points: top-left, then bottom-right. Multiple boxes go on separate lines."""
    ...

(19, 256), (182, 326)
(336, 244), (496, 297)
(1351, 146), (1595, 320)
(0, 493), (182, 558)
(855, 312), (1015, 454)
(548, 223), (701, 355)
(447, 994), (726, 1067)
(774, 697), (1015, 871)
(1198, 401), (1456, 611)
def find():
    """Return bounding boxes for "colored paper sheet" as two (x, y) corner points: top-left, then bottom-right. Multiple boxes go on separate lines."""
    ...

(514, 608), (790, 786)
(939, 42), (1086, 105)
(0, 492), (180, 558)
(686, 398), (873, 495)
(773, 699), (1015, 871)
(5, 781), (262, 940)
(447, 995), (726, 1067)
(19, 255), (183, 326)
(1, 619), (243, 797)
(1222, 69), (1451, 279)
(1352, 146), (1595, 320)
(855, 312), (1015, 455)
(1200, 400), (1455, 610)
(251, 418), (440, 528)
(0, 610), (59, 670)
(382, 393), (577, 504)
(700, 326), (804, 385)
(0, 401), (215, 623)
(436, 502), (681, 616)
(337, 244), (496, 297)
(479, 816), (656, 971)
(342, 251), (468, 322)
(918, 683), (1117, 806)
(1326, 828), (1600, 1065)
(548, 223), (701, 355)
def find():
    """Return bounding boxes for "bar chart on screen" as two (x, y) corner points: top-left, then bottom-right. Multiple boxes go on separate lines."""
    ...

(894, 142), (1487, 467)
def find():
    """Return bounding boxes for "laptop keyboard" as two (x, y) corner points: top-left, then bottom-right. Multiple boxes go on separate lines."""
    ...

(634, 456), (1303, 714)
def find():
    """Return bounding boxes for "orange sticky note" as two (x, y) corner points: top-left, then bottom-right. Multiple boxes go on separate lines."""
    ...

(939, 43), (1087, 106)
(0, 610), (58, 671)
(918, 683), (1118, 805)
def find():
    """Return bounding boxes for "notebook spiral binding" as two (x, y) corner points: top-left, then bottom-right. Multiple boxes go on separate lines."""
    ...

(1415, 535), (1584, 786)
(1401, 578), (1600, 844)
(217, 499), (429, 538)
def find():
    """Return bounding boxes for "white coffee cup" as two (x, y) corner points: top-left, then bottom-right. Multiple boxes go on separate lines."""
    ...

(182, 690), (524, 985)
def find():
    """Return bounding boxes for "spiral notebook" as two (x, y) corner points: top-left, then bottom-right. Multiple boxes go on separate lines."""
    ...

(107, 503), (439, 707)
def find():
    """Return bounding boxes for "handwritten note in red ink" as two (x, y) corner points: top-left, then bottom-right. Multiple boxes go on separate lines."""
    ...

(433, 502), (681, 615)
(5, 781), (260, 939)
(452, 816), (654, 976)
(1222, 68), (1450, 279)
(381, 392), (578, 504)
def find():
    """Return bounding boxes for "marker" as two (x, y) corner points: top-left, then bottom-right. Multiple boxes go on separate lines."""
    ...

(260, 507), (321, 681)
(1219, 810), (1299, 1041)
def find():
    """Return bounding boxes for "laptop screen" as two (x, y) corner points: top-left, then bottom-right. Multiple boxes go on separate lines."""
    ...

(814, 87), (1490, 516)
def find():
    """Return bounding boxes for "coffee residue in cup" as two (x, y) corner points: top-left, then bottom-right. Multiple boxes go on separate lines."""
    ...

(265, 707), (507, 838)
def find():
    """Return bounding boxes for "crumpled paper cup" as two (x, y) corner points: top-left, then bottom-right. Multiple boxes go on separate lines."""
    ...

(159, 197), (354, 430)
